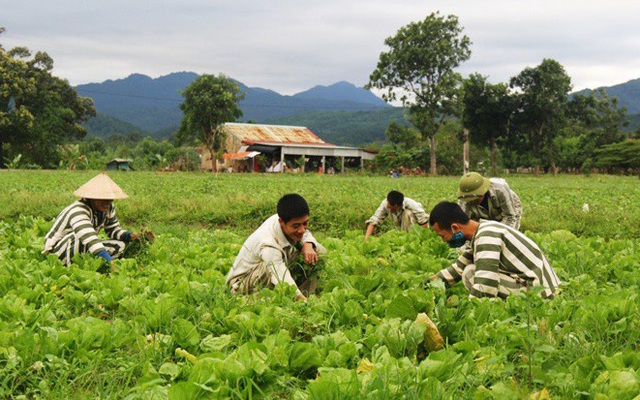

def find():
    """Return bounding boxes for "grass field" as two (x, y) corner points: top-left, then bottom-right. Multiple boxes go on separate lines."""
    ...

(2, 170), (639, 239)
(1, 170), (639, 398)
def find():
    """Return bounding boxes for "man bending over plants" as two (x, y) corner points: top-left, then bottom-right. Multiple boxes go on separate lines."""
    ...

(364, 190), (429, 240)
(457, 172), (522, 230)
(428, 201), (560, 299)
(43, 173), (154, 269)
(226, 193), (325, 302)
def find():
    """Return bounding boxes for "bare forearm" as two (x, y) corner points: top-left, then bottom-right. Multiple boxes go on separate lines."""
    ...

(364, 224), (376, 240)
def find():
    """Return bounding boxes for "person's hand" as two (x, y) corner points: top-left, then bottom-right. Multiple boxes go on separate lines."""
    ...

(131, 229), (155, 242)
(301, 242), (318, 264)
(295, 292), (307, 302)
(142, 229), (155, 242)
(429, 274), (439, 281)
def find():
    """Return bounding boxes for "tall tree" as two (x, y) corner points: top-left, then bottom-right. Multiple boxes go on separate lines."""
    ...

(1, 28), (95, 168)
(385, 120), (421, 150)
(553, 89), (628, 171)
(366, 12), (471, 175)
(177, 74), (244, 172)
(461, 74), (513, 175)
(509, 59), (572, 174)
(568, 88), (627, 146)
(594, 139), (640, 173)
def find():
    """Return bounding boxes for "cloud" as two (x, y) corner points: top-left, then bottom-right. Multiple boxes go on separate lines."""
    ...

(2, 0), (639, 94)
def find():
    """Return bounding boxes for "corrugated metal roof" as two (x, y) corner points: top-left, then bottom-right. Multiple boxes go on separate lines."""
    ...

(222, 151), (260, 160)
(224, 122), (334, 146)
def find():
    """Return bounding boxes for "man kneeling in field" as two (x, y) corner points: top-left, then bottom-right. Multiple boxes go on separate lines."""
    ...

(428, 201), (560, 299)
(226, 194), (325, 302)
(43, 173), (153, 268)
(364, 190), (429, 241)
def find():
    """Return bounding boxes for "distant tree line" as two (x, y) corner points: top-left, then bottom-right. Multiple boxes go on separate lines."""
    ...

(367, 13), (639, 176)
(369, 59), (637, 176)
(2, 23), (639, 175)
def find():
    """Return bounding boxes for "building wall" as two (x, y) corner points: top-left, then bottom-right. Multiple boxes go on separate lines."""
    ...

(199, 132), (245, 171)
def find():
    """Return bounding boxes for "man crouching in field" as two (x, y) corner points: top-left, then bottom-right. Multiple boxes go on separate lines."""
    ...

(43, 173), (153, 268)
(226, 193), (325, 302)
(428, 201), (561, 299)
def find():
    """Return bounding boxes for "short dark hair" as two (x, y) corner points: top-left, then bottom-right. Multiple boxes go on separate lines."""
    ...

(277, 194), (310, 222)
(387, 190), (404, 206)
(428, 201), (470, 230)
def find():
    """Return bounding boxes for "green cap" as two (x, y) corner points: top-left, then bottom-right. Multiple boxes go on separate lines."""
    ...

(458, 172), (490, 201)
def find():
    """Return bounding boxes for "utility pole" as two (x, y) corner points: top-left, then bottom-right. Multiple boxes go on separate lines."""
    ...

(463, 129), (470, 174)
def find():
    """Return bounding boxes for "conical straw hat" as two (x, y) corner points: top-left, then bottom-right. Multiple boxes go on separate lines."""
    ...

(73, 173), (129, 199)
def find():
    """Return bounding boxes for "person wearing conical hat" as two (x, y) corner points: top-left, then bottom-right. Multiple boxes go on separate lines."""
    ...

(457, 172), (522, 230)
(42, 173), (152, 267)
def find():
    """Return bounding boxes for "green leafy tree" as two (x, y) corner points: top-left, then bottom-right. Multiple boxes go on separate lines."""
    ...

(1, 30), (35, 167)
(0, 28), (95, 168)
(165, 147), (200, 171)
(594, 139), (640, 173)
(57, 144), (88, 170)
(177, 74), (245, 171)
(130, 137), (174, 170)
(461, 74), (513, 175)
(385, 120), (421, 150)
(509, 59), (572, 173)
(79, 137), (110, 170)
(568, 89), (627, 141)
(569, 89), (627, 147)
(555, 90), (628, 171)
(367, 12), (471, 175)
(4, 153), (22, 169)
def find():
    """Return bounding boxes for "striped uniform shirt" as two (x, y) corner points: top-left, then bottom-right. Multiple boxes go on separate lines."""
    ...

(43, 199), (130, 256)
(459, 178), (522, 229)
(437, 219), (561, 299)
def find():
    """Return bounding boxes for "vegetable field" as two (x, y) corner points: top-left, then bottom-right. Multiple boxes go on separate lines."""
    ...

(1, 171), (639, 399)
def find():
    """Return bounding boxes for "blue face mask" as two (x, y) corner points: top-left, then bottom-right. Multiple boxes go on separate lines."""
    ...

(447, 231), (466, 248)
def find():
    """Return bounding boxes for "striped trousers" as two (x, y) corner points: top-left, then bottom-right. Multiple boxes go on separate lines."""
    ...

(461, 264), (529, 299)
(49, 232), (126, 266)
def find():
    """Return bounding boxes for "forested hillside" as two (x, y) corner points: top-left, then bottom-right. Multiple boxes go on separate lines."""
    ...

(76, 73), (389, 140)
(574, 78), (640, 114)
(269, 107), (409, 146)
(78, 72), (640, 145)
(84, 114), (151, 138)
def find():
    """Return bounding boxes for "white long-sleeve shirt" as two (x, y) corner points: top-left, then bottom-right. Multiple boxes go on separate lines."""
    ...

(226, 214), (320, 295)
(366, 197), (429, 227)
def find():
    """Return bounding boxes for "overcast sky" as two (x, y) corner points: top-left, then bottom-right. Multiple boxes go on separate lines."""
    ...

(2, 0), (639, 95)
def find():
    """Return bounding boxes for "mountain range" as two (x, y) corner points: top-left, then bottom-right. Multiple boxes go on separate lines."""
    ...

(75, 72), (394, 144)
(76, 73), (640, 146)
(573, 78), (640, 115)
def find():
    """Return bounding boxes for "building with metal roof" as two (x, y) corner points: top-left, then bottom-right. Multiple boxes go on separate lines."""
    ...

(201, 123), (375, 173)
(106, 158), (133, 171)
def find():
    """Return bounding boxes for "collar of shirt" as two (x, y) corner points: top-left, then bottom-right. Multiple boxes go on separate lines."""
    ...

(388, 200), (406, 215)
(470, 219), (486, 248)
(480, 192), (490, 210)
(270, 214), (298, 251)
